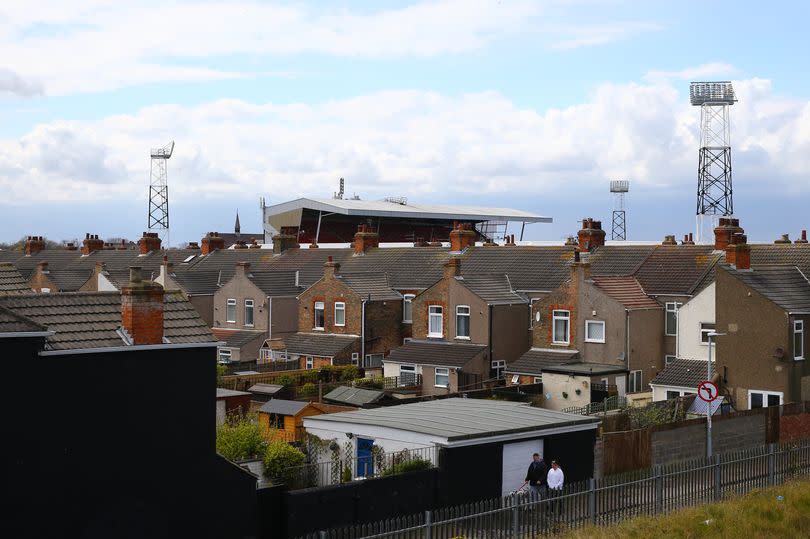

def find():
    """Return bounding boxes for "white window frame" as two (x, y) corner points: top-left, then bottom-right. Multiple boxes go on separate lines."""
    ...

(403, 294), (415, 323)
(552, 310), (570, 344)
(794, 320), (804, 360)
(226, 298), (237, 323)
(491, 360), (506, 378)
(584, 320), (606, 343)
(305, 356), (314, 370)
(748, 390), (783, 409)
(314, 301), (325, 330)
(629, 370), (643, 393)
(218, 348), (232, 363)
(455, 305), (471, 339)
(334, 301), (346, 327)
(244, 299), (254, 327)
(700, 322), (716, 345)
(399, 364), (416, 387)
(665, 302), (682, 336)
(533, 376), (542, 384)
(434, 367), (449, 388)
(428, 305), (444, 338)
(351, 352), (359, 365)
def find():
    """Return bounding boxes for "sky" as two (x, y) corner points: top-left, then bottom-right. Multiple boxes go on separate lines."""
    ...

(1, 0), (809, 246)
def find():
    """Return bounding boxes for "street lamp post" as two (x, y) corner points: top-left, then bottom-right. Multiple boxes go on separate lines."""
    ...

(706, 331), (726, 458)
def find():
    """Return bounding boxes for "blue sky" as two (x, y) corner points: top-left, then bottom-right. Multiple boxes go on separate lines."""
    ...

(1, 0), (809, 245)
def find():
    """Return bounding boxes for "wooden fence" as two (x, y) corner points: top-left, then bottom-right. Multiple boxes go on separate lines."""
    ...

(295, 439), (810, 538)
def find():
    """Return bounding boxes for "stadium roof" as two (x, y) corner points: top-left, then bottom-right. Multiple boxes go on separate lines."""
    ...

(264, 197), (551, 223)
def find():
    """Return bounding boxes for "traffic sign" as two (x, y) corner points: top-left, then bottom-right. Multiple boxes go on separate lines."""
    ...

(697, 380), (719, 403)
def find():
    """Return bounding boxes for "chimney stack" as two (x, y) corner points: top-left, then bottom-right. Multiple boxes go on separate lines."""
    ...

(82, 233), (104, 255)
(186, 241), (200, 250)
(713, 218), (743, 251)
(775, 234), (791, 244)
(323, 255), (341, 278)
(64, 242), (78, 251)
(36, 261), (49, 274)
(564, 236), (578, 247)
(233, 240), (248, 250)
(121, 266), (165, 345)
(682, 234), (695, 245)
(249, 238), (261, 249)
(201, 232), (226, 255)
(449, 222), (477, 252)
(662, 235), (678, 246)
(138, 232), (162, 255)
(24, 236), (46, 256)
(443, 257), (461, 279)
(726, 233), (751, 270)
(795, 230), (808, 244)
(235, 261), (250, 277)
(353, 224), (380, 256)
(577, 218), (606, 253)
(271, 233), (299, 255)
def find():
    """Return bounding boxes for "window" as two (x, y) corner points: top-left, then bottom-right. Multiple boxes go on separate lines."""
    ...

(795, 320), (804, 360)
(41, 287), (51, 293)
(552, 310), (570, 344)
(269, 413), (284, 430)
(749, 390), (783, 409)
(533, 377), (542, 384)
(491, 360), (506, 378)
(218, 348), (232, 364)
(456, 305), (470, 339)
(314, 301), (325, 329)
(435, 367), (449, 388)
(399, 364), (416, 386)
(365, 354), (383, 368)
(351, 352), (359, 365)
(334, 302), (346, 327)
(403, 294), (415, 323)
(629, 370), (643, 393)
(511, 374), (520, 385)
(665, 355), (677, 365)
(428, 305), (443, 337)
(666, 390), (681, 400)
(244, 299), (254, 327)
(226, 298), (237, 323)
(700, 322), (716, 344)
(305, 356), (314, 370)
(585, 320), (605, 343)
(665, 302), (682, 336)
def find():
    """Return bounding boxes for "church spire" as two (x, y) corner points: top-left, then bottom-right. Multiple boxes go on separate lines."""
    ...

(234, 211), (241, 236)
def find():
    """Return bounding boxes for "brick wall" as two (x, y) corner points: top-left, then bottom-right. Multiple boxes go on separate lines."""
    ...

(298, 278), (360, 335)
(650, 413), (766, 465)
(365, 301), (403, 356)
(531, 277), (577, 349)
(412, 279), (449, 339)
(779, 414), (810, 442)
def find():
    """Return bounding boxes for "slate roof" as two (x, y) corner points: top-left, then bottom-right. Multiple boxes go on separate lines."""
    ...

(504, 348), (580, 376)
(323, 386), (386, 406)
(591, 276), (661, 309)
(46, 269), (93, 291)
(340, 247), (450, 290)
(186, 249), (282, 281)
(384, 340), (487, 368)
(540, 362), (628, 376)
(168, 270), (222, 295)
(248, 383), (284, 396)
(589, 245), (657, 276)
(216, 388), (251, 398)
(634, 246), (721, 296)
(723, 264), (810, 313)
(247, 271), (301, 297)
(11, 250), (84, 278)
(212, 329), (266, 348)
(459, 246), (573, 292)
(0, 306), (47, 334)
(338, 272), (402, 301)
(304, 398), (600, 442)
(0, 263), (31, 295)
(0, 291), (215, 350)
(279, 332), (359, 357)
(258, 399), (310, 416)
(650, 358), (714, 388)
(454, 274), (526, 304)
(750, 244), (810, 273)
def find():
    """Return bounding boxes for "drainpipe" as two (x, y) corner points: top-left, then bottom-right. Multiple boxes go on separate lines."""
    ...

(267, 296), (272, 340)
(625, 309), (630, 393)
(361, 295), (368, 368)
(488, 304), (494, 378)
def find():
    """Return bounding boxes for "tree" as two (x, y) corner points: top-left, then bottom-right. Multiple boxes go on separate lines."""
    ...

(263, 441), (306, 485)
(216, 414), (267, 461)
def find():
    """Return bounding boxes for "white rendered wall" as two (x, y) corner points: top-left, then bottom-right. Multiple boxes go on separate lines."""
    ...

(677, 282), (715, 361)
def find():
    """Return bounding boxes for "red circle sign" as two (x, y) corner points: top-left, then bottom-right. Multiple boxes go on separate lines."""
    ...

(697, 380), (719, 402)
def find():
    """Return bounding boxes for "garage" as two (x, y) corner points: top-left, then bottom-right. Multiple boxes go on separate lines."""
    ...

(502, 439), (544, 496)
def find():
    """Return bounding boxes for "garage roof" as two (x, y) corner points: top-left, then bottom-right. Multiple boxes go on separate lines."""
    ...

(304, 398), (599, 442)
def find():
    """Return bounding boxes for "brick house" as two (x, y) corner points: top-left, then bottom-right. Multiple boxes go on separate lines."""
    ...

(716, 238), (810, 409)
(293, 256), (403, 369)
(382, 340), (488, 395)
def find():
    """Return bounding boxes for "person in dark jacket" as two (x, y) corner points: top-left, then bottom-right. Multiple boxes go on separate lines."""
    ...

(521, 453), (547, 498)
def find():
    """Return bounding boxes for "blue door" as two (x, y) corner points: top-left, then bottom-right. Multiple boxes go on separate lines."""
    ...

(356, 438), (374, 477)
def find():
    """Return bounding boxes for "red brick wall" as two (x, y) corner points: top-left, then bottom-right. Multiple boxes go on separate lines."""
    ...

(122, 287), (164, 345)
(412, 279), (449, 339)
(779, 414), (810, 442)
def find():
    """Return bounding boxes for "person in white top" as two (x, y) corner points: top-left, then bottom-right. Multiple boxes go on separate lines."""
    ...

(547, 460), (564, 490)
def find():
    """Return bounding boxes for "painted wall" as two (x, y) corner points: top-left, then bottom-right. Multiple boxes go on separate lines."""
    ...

(541, 372), (591, 411)
(677, 282), (715, 361)
(491, 303), (531, 364)
(214, 269), (268, 331)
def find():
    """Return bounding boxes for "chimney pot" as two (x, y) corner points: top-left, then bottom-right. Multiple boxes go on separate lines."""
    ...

(353, 225), (380, 256)
(577, 217), (606, 252)
(449, 223), (476, 252)
(795, 230), (809, 244)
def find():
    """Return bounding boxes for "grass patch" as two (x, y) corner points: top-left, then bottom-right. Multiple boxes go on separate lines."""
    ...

(561, 478), (810, 539)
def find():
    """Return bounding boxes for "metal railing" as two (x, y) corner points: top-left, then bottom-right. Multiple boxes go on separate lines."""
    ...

(563, 394), (627, 416)
(297, 439), (810, 538)
(274, 446), (438, 491)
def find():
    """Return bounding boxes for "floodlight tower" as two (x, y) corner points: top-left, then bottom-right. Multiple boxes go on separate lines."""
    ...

(690, 82), (737, 244)
(610, 180), (629, 241)
(147, 141), (174, 245)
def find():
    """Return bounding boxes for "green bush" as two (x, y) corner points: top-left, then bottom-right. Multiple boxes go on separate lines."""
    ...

(275, 374), (295, 387)
(353, 377), (384, 389)
(263, 441), (306, 484)
(341, 464), (353, 483)
(340, 365), (360, 381)
(216, 414), (267, 461)
(300, 382), (317, 397)
(381, 458), (432, 477)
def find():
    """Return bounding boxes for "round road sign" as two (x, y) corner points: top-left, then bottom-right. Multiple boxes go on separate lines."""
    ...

(697, 380), (719, 403)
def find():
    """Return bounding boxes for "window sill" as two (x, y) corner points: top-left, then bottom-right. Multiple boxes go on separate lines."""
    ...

(244, 324), (254, 328)
(428, 334), (443, 339)
(226, 321), (236, 324)
(403, 320), (413, 324)
(551, 342), (570, 346)
(434, 385), (449, 389)
(584, 339), (605, 344)
(455, 336), (471, 341)
(795, 357), (806, 361)
(312, 327), (325, 331)
(334, 324), (345, 328)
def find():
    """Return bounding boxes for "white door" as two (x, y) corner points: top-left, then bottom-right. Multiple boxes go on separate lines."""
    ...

(501, 439), (544, 497)
(615, 375), (626, 397)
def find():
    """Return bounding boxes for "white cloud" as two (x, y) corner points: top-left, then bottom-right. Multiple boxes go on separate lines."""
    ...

(0, 0), (660, 95)
(1, 75), (808, 207)
(0, 68), (43, 97)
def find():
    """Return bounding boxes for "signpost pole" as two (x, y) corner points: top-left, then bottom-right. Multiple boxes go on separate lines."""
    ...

(707, 333), (713, 459)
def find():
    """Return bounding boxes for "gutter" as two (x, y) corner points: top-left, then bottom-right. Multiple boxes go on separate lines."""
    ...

(0, 331), (54, 338)
(361, 296), (367, 367)
(39, 341), (223, 356)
